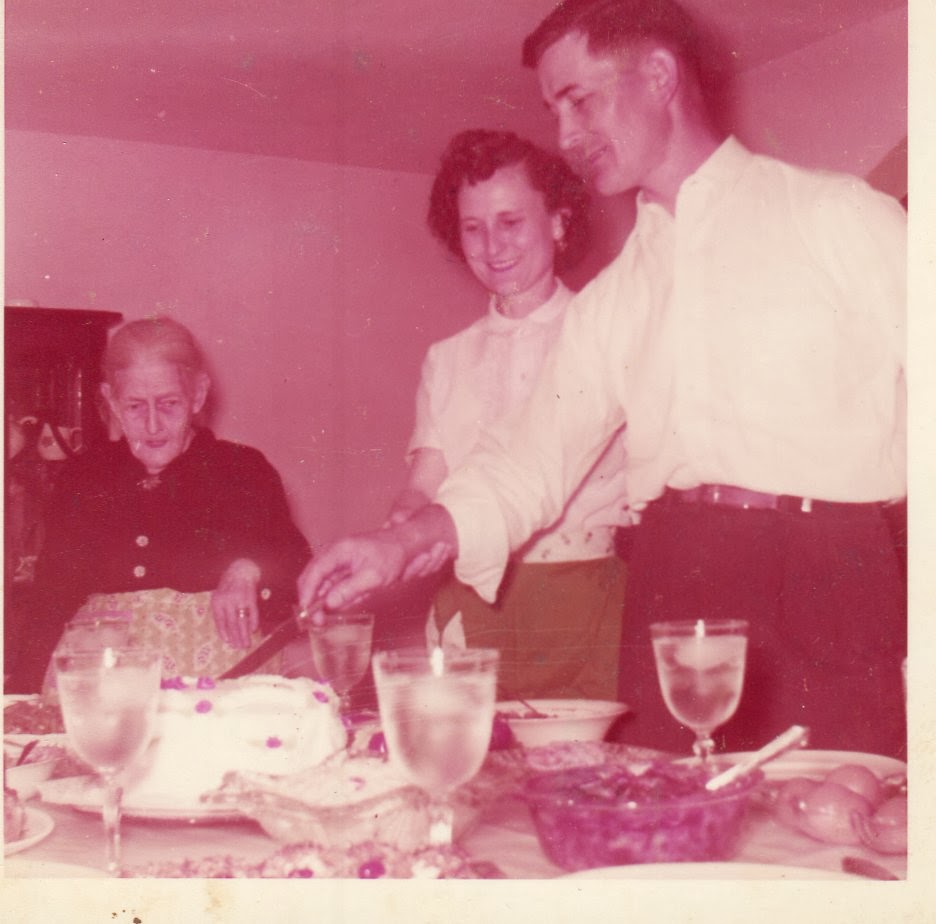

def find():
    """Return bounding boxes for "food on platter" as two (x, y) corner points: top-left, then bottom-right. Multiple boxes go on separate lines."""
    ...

(124, 839), (495, 879)
(117, 674), (346, 803)
(524, 759), (761, 871)
(4, 786), (27, 842)
(772, 761), (907, 854)
(3, 698), (66, 735)
(852, 795), (908, 855)
(488, 740), (663, 780)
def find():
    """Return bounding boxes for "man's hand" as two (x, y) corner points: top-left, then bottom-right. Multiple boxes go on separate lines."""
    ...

(297, 505), (458, 612)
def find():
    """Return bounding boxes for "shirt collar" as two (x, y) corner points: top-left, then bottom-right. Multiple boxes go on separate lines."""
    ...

(635, 136), (752, 221)
(484, 279), (572, 331)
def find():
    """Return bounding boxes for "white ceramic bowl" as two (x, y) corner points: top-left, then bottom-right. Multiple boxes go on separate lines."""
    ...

(497, 699), (628, 749)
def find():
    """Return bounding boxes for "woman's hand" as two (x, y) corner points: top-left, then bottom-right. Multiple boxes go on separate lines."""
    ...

(211, 558), (262, 649)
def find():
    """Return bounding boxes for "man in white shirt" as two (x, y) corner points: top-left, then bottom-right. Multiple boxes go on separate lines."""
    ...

(299, 0), (906, 757)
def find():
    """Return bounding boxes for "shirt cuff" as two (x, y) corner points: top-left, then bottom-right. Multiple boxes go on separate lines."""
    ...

(436, 482), (511, 604)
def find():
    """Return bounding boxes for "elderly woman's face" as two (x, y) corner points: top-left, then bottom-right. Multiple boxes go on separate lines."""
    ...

(457, 163), (564, 302)
(104, 358), (207, 475)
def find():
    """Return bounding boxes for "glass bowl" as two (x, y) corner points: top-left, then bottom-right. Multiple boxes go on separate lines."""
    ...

(524, 760), (763, 872)
(202, 755), (493, 850)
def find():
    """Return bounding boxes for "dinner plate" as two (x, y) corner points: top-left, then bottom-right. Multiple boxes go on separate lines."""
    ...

(4, 807), (55, 856)
(716, 750), (907, 783)
(37, 776), (244, 824)
(561, 862), (856, 880)
(3, 858), (107, 878)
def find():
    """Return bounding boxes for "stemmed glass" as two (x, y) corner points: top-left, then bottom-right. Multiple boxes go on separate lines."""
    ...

(306, 610), (375, 717)
(372, 646), (499, 845)
(650, 619), (748, 765)
(53, 646), (162, 875)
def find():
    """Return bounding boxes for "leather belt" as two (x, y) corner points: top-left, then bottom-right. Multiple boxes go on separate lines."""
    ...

(660, 485), (897, 516)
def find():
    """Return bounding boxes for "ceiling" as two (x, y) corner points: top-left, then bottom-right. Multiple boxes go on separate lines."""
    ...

(5, 0), (907, 175)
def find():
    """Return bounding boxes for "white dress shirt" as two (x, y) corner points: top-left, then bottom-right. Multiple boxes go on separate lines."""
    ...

(437, 137), (906, 601)
(409, 280), (629, 564)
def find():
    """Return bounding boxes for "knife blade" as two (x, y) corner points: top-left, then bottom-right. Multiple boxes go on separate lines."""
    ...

(217, 610), (306, 680)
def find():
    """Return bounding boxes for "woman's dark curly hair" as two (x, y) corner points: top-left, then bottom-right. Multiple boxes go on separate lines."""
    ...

(427, 129), (590, 275)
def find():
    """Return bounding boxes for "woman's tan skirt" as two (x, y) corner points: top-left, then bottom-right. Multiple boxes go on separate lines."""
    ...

(429, 555), (626, 702)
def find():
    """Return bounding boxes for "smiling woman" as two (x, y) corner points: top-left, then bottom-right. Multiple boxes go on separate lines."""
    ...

(383, 129), (632, 701)
(7, 317), (311, 693)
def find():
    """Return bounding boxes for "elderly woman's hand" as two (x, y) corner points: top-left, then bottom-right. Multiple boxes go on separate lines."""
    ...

(211, 558), (262, 649)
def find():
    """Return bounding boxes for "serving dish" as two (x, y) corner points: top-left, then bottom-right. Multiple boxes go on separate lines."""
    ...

(714, 749), (906, 783)
(4, 806), (55, 856)
(524, 759), (762, 872)
(496, 699), (627, 749)
(202, 754), (496, 848)
(36, 776), (243, 823)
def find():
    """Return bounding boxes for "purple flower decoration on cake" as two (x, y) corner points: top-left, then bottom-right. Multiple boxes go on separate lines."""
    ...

(266, 736), (282, 749)
(195, 699), (213, 713)
(358, 859), (386, 879)
(196, 676), (216, 690)
(287, 868), (315, 878)
(313, 690), (330, 704)
(161, 675), (187, 690)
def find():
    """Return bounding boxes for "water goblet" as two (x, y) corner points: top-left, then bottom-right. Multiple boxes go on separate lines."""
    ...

(372, 646), (499, 845)
(650, 619), (748, 765)
(307, 610), (375, 715)
(53, 646), (162, 875)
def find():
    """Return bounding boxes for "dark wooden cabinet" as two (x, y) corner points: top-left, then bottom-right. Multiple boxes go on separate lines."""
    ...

(4, 308), (122, 668)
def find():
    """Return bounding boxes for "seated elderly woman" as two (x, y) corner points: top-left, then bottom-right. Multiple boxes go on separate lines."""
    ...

(8, 316), (310, 691)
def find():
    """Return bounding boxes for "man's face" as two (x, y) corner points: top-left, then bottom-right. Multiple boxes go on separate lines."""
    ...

(537, 30), (668, 197)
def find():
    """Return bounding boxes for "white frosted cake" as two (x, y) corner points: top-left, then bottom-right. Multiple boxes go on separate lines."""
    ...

(123, 674), (347, 804)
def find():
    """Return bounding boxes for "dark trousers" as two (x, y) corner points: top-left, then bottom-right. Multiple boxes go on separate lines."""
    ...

(613, 498), (906, 759)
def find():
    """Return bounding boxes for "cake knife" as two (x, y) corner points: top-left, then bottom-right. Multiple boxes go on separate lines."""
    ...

(217, 601), (325, 680)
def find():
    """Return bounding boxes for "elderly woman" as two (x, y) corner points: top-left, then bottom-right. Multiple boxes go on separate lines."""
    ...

(9, 316), (310, 691)
(386, 129), (630, 701)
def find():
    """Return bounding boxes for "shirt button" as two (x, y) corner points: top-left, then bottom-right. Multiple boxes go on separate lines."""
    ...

(133, 565), (146, 578)
(136, 535), (149, 547)
(260, 587), (272, 601)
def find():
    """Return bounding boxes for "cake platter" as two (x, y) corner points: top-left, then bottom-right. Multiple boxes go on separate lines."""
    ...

(36, 776), (245, 824)
(5, 806), (55, 855)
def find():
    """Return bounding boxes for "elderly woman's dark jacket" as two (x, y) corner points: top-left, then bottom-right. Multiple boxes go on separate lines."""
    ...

(10, 428), (311, 691)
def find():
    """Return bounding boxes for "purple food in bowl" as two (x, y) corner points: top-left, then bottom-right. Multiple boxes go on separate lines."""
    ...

(524, 760), (762, 872)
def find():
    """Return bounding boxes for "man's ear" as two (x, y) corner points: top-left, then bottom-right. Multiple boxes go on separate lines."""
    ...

(191, 372), (210, 415)
(642, 47), (680, 105)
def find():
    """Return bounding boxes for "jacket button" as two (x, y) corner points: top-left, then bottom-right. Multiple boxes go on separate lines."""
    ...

(136, 535), (149, 547)
(133, 565), (146, 578)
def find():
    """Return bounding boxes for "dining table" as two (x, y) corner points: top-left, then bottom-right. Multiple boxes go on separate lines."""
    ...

(4, 747), (908, 882)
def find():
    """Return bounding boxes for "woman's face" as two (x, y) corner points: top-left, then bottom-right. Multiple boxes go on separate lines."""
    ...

(103, 357), (207, 475)
(457, 162), (564, 306)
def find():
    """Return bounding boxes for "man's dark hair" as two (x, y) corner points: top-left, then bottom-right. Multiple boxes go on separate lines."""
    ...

(427, 129), (591, 275)
(522, 0), (703, 83)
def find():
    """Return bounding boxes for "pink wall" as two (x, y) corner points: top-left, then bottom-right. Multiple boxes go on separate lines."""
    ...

(4, 131), (481, 545)
(727, 7), (907, 191)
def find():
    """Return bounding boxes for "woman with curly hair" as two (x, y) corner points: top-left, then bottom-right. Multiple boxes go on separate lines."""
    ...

(386, 129), (630, 701)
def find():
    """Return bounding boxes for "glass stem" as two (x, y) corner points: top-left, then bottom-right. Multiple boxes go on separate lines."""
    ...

(101, 774), (123, 876)
(693, 731), (715, 765)
(427, 796), (454, 846)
